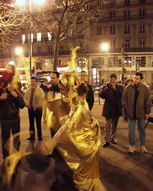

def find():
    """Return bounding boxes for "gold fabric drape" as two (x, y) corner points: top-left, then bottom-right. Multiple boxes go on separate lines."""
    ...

(42, 98), (70, 132)
(53, 100), (106, 191)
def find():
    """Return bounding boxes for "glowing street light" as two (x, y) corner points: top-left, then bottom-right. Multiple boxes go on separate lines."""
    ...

(15, 0), (46, 7)
(100, 42), (110, 52)
(15, 47), (24, 56)
(15, 0), (46, 76)
(15, 0), (26, 7)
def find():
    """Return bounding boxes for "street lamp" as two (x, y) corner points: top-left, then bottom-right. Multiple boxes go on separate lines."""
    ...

(100, 42), (110, 52)
(121, 44), (125, 82)
(100, 42), (110, 82)
(15, 0), (46, 76)
(15, 47), (24, 56)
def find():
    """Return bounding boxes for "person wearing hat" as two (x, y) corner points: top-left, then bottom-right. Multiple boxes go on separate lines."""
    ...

(99, 73), (124, 147)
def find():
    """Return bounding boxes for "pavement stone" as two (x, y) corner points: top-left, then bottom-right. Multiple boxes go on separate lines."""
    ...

(0, 102), (153, 191)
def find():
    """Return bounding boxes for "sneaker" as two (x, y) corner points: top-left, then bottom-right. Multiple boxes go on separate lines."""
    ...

(141, 146), (148, 153)
(128, 145), (136, 153)
(111, 139), (117, 144)
(103, 142), (110, 148)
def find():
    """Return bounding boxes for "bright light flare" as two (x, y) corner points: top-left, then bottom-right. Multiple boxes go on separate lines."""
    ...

(15, 0), (26, 6)
(32, 0), (46, 6)
(15, 47), (24, 56)
(100, 42), (110, 52)
(15, 0), (46, 6)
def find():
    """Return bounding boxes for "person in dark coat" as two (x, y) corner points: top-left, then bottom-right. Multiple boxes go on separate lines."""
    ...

(0, 80), (25, 160)
(99, 73), (123, 147)
(80, 71), (94, 110)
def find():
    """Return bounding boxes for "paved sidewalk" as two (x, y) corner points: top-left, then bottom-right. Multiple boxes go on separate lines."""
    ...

(92, 103), (153, 191)
(0, 103), (153, 191)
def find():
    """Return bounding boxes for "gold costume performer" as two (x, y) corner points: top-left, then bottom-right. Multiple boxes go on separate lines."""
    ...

(47, 72), (106, 191)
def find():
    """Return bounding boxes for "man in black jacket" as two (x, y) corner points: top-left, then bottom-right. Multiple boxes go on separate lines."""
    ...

(99, 73), (123, 147)
(0, 80), (25, 160)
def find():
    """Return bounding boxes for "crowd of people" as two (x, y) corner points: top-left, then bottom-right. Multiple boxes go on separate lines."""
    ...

(0, 62), (152, 191)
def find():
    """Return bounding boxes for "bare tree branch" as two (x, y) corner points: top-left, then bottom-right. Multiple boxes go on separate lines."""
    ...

(0, 1), (26, 52)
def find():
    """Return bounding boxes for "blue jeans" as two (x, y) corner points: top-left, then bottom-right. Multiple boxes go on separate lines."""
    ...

(128, 118), (146, 146)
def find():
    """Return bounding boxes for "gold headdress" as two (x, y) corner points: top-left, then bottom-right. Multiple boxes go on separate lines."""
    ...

(60, 46), (80, 103)
(60, 46), (80, 87)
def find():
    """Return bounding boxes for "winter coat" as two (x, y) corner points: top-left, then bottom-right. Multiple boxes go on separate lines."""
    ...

(24, 86), (45, 110)
(122, 83), (151, 119)
(86, 84), (94, 110)
(99, 83), (123, 119)
(0, 89), (25, 120)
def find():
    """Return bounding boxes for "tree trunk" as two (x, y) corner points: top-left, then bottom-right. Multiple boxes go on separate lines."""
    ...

(53, 34), (61, 71)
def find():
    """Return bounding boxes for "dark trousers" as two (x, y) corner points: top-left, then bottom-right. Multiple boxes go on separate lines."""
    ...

(28, 108), (42, 139)
(105, 116), (119, 143)
(1, 119), (20, 159)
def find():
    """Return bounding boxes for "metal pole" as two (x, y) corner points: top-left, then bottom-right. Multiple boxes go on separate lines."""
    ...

(87, 56), (90, 84)
(121, 44), (125, 83)
(29, 0), (32, 77)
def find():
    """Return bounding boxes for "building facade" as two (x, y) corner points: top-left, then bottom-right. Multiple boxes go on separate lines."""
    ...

(0, 0), (153, 86)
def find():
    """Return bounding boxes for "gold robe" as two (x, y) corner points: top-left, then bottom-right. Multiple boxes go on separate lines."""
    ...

(42, 97), (70, 133)
(53, 100), (106, 191)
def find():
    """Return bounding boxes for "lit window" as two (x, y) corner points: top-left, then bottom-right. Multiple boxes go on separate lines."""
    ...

(22, 34), (25, 44)
(139, 24), (145, 33)
(140, 0), (145, 4)
(125, 0), (130, 5)
(136, 57), (146, 67)
(47, 32), (52, 41)
(139, 39), (145, 47)
(123, 40), (130, 49)
(28, 33), (34, 42)
(109, 11), (115, 19)
(31, 33), (34, 42)
(139, 10), (145, 19)
(37, 33), (42, 42)
(124, 10), (130, 19)
(96, 26), (102, 35)
(124, 24), (130, 33)
(110, 25), (115, 34)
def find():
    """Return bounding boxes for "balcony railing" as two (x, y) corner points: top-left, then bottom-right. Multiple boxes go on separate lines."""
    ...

(102, 14), (153, 22)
